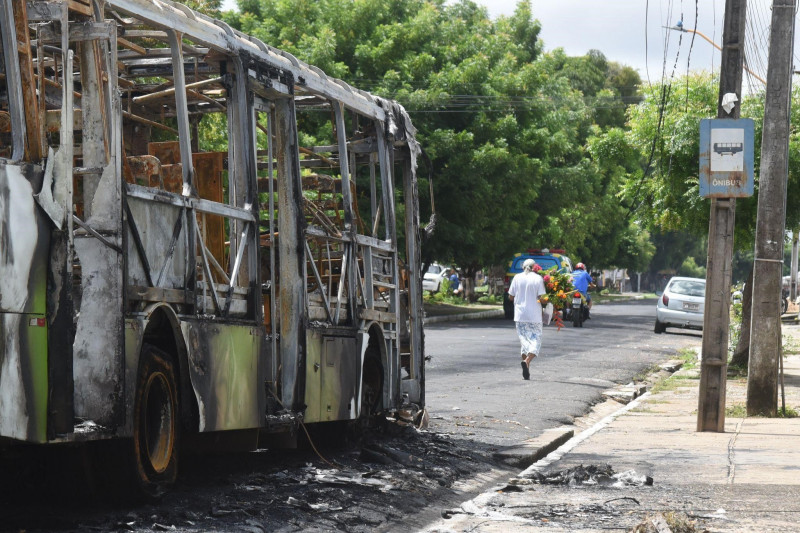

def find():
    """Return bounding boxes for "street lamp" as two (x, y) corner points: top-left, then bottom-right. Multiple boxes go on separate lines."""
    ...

(664, 24), (767, 85)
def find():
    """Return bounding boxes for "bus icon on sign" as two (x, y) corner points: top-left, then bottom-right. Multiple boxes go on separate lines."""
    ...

(713, 142), (743, 156)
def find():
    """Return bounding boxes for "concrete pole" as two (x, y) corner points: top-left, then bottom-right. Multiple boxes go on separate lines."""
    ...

(790, 230), (798, 301)
(697, 0), (746, 432)
(747, 0), (795, 417)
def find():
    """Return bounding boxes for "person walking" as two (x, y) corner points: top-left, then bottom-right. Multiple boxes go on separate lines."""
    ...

(571, 262), (595, 318)
(508, 258), (546, 380)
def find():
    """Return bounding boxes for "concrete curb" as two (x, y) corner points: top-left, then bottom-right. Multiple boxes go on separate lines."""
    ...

(424, 295), (652, 326)
(424, 308), (505, 324)
(492, 427), (575, 468)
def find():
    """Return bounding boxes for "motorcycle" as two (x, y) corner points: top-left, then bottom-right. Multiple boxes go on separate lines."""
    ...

(571, 291), (589, 328)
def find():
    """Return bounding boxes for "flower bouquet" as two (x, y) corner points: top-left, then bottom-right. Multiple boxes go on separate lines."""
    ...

(539, 266), (575, 330)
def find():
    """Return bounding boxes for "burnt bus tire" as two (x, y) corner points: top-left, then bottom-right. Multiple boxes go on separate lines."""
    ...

(132, 343), (180, 500)
(360, 354), (384, 421)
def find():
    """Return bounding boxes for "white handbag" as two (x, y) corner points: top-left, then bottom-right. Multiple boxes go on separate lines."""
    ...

(542, 302), (554, 325)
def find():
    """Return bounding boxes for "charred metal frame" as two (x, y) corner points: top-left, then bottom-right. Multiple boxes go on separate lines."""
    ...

(0, 2), (26, 160)
(0, 0), (426, 448)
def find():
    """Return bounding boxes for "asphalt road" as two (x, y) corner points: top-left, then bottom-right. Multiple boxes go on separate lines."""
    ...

(424, 298), (702, 449)
(0, 298), (704, 533)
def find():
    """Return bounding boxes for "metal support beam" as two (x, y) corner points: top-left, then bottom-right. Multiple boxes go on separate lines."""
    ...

(275, 96), (306, 412)
(333, 102), (357, 322)
(167, 30), (195, 194)
(1, 1), (27, 160)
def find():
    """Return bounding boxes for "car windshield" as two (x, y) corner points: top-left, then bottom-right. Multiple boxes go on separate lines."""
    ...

(669, 280), (706, 298)
(513, 257), (560, 271)
(427, 265), (443, 274)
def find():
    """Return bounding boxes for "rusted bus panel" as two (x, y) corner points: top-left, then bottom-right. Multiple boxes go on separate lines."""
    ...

(148, 141), (181, 165)
(180, 320), (264, 432)
(303, 330), (359, 423)
(0, 112), (10, 134)
(193, 151), (226, 272)
(0, 161), (51, 442)
(124, 155), (160, 187)
(159, 164), (183, 194)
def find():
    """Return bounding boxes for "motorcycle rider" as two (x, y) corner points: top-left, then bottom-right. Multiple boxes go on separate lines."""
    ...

(571, 263), (595, 318)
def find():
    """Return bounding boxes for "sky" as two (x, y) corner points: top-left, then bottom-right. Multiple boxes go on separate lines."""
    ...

(219, 0), (793, 93)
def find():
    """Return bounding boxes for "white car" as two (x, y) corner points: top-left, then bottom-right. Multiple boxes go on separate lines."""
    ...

(423, 264), (451, 292)
(655, 276), (706, 334)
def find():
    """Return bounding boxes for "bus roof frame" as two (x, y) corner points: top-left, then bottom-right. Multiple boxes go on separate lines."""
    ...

(107, 0), (388, 123)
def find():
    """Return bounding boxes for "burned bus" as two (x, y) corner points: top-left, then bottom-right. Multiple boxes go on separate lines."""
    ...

(0, 0), (425, 496)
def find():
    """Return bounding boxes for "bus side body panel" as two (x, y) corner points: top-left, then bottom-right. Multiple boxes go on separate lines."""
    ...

(123, 317), (145, 437)
(303, 329), (358, 423)
(125, 197), (187, 289)
(0, 161), (50, 442)
(181, 320), (264, 432)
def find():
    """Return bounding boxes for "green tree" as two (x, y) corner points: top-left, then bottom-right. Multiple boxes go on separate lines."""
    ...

(223, 0), (651, 297)
(623, 73), (800, 247)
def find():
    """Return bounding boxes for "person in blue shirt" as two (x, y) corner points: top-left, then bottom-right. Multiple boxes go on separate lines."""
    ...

(571, 263), (595, 316)
(449, 269), (463, 296)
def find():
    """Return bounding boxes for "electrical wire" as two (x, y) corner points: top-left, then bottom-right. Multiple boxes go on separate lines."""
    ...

(712, 0), (717, 73)
(267, 388), (341, 469)
(745, 0), (771, 92)
(646, 0), (652, 85)
(685, 0), (699, 108)
(665, 1), (685, 177)
(629, 0), (682, 212)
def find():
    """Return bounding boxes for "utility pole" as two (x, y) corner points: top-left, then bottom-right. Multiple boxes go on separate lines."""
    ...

(747, 0), (796, 417)
(697, 0), (746, 432)
(791, 231), (798, 301)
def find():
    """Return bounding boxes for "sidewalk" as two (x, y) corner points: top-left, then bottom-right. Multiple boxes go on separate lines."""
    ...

(423, 305), (504, 324)
(423, 293), (652, 325)
(422, 325), (800, 532)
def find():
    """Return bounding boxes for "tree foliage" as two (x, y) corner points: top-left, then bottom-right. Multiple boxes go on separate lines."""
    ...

(622, 73), (800, 253)
(222, 0), (649, 276)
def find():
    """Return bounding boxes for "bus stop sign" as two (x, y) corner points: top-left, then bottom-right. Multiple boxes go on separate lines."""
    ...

(699, 118), (754, 198)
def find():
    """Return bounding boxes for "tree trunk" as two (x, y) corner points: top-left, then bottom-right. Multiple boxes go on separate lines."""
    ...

(463, 267), (477, 302)
(730, 266), (754, 368)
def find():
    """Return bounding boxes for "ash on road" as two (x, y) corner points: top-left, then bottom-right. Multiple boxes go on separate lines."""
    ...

(0, 421), (514, 533)
(0, 299), (697, 533)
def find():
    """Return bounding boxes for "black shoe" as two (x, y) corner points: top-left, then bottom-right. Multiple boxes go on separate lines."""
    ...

(521, 361), (530, 380)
